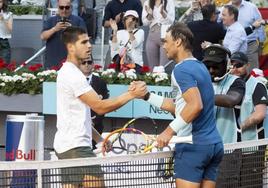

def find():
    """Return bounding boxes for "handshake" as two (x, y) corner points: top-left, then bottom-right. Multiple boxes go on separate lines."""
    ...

(128, 81), (149, 99)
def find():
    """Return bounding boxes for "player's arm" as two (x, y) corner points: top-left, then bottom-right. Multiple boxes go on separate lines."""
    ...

(79, 82), (147, 115)
(156, 87), (203, 147)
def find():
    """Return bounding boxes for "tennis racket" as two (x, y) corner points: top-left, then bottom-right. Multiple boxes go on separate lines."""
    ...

(101, 127), (193, 156)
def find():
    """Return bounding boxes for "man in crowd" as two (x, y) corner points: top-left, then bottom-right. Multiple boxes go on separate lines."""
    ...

(188, 3), (225, 60)
(41, 0), (86, 69)
(221, 4), (247, 54)
(203, 44), (245, 144)
(231, 0), (266, 71)
(102, 0), (143, 30)
(230, 51), (268, 188)
(230, 51), (268, 141)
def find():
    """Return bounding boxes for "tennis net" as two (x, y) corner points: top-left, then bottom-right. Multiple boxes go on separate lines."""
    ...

(0, 139), (268, 188)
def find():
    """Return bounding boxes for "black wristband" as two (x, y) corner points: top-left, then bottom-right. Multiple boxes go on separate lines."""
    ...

(251, 25), (255, 30)
(144, 92), (150, 101)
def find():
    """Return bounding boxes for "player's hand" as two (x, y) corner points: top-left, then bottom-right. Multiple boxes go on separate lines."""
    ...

(156, 127), (174, 148)
(102, 140), (112, 153)
(129, 81), (147, 98)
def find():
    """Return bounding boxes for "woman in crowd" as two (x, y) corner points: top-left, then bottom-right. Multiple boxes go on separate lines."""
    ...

(142, 0), (175, 69)
(110, 10), (144, 73)
(179, 0), (212, 23)
(0, 0), (12, 64)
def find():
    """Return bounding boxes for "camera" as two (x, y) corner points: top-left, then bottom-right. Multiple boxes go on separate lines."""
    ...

(60, 17), (68, 23)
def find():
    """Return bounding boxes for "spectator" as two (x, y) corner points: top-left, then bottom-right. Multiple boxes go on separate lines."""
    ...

(0, 0), (12, 64)
(230, 51), (268, 188)
(142, 0), (175, 69)
(94, 0), (106, 44)
(78, 54), (109, 149)
(103, 0), (143, 31)
(179, 0), (212, 24)
(188, 3), (225, 60)
(110, 10), (144, 72)
(46, 0), (86, 16)
(221, 5), (247, 54)
(203, 44), (245, 144)
(232, 0), (266, 71)
(230, 51), (268, 141)
(41, 0), (87, 69)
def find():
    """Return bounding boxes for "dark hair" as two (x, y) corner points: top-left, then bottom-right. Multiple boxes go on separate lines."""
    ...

(62, 26), (87, 45)
(167, 22), (194, 51)
(1, 0), (8, 12)
(123, 16), (139, 28)
(149, 0), (167, 12)
(224, 4), (238, 21)
(201, 3), (217, 20)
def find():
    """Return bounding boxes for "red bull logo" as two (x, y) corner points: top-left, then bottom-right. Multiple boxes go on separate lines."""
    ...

(6, 149), (36, 161)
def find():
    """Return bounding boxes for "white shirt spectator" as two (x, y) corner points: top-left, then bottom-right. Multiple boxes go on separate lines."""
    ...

(111, 28), (144, 67)
(142, 0), (175, 28)
(223, 21), (247, 54)
(0, 12), (12, 39)
(54, 62), (93, 153)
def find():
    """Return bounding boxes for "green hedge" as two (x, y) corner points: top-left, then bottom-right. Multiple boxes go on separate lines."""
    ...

(8, 5), (43, 15)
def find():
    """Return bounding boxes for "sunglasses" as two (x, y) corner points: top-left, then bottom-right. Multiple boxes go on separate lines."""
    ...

(232, 62), (244, 68)
(81, 61), (93, 65)
(59, 6), (71, 10)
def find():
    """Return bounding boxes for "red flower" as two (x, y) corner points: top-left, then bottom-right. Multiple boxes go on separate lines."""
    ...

(28, 63), (43, 72)
(108, 63), (117, 69)
(94, 64), (102, 70)
(6, 61), (16, 71)
(263, 69), (268, 77)
(0, 58), (6, 69)
(141, 65), (150, 73)
(28, 65), (38, 72)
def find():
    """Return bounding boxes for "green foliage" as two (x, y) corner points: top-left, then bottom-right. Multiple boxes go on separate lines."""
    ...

(8, 5), (43, 15)
(175, 7), (189, 20)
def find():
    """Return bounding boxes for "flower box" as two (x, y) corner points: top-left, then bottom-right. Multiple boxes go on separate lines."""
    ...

(0, 93), (42, 112)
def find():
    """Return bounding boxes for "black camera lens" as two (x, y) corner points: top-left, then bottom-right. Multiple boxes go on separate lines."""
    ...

(60, 17), (67, 23)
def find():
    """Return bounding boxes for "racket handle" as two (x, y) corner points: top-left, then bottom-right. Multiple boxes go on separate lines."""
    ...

(143, 142), (157, 153)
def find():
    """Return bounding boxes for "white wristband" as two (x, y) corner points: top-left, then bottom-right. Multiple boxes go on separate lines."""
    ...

(169, 115), (188, 133)
(147, 93), (164, 108)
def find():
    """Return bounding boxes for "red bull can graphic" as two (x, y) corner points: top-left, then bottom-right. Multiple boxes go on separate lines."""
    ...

(5, 114), (44, 187)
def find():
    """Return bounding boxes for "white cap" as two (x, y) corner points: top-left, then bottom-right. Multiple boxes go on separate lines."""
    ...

(124, 10), (139, 19)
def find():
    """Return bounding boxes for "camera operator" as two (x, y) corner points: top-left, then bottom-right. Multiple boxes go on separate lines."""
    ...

(41, 0), (87, 69)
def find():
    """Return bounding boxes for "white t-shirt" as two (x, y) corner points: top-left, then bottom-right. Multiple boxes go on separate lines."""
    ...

(0, 11), (12, 39)
(54, 62), (93, 153)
